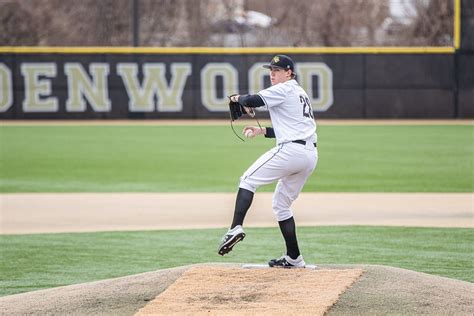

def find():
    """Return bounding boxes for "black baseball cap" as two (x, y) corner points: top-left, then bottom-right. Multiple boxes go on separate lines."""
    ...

(262, 54), (295, 73)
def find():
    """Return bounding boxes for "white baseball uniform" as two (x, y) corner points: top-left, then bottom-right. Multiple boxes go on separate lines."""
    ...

(239, 79), (318, 221)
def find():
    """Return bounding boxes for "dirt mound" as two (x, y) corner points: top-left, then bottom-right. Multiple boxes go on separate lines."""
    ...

(136, 266), (363, 315)
(0, 264), (472, 315)
(326, 264), (474, 315)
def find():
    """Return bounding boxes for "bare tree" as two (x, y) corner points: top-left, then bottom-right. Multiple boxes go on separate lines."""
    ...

(0, 0), (455, 47)
(184, 0), (213, 46)
(410, 0), (454, 45)
(0, 1), (38, 45)
(245, 0), (389, 47)
(140, 0), (184, 46)
(95, 0), (131, 46)
(0, 0), (131, 46)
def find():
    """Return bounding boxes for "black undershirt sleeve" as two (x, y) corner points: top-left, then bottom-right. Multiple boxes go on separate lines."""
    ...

(237, 94), (273, 137)
(265, 127), (275, 138)
(238, 94), (265, 108)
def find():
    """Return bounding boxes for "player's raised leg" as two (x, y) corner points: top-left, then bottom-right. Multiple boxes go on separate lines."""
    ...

(218, 146), (288, 256)
(217, 188), (253, 256)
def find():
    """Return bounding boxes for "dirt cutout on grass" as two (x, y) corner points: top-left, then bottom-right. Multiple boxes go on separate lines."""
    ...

(136, 266), (364, 315)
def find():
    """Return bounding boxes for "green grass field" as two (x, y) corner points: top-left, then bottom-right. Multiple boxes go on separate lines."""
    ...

(1, 226), (472, 296)
(0, 123), (472, 297)
(0, 124), (473, 192)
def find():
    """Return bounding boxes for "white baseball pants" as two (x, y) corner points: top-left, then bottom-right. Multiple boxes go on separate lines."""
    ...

(239, 141), (318, 221)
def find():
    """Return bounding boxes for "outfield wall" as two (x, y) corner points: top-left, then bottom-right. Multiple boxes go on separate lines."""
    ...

(459, 1), (474, 118)
(0, 52), (472, 119)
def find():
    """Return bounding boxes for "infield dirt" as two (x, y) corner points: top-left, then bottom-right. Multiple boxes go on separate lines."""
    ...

(2, 192), (472, 234)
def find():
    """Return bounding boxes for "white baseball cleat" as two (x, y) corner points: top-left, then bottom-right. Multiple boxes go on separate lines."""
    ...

(268, 255), (306, 268)
(218, 225), (246, 256)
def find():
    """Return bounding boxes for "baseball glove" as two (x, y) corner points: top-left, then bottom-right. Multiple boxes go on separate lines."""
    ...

(228, 95), (244, 121)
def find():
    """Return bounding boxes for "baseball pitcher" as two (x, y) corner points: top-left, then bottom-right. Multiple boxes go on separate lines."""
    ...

(219, 55), (318, 268)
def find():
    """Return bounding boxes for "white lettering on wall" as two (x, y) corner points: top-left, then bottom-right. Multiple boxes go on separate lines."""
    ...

(21, 63), (58, 112)
(117, 63), (191, 112)
(0, 63), (13, 112)
(65, 63), (111, 112)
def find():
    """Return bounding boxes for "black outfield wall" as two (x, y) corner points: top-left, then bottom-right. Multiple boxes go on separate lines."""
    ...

(0, 52), (471, 119)
(459, 0), (474, 117)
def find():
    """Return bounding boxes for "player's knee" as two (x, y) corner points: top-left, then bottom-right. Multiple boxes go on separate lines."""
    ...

(272, 198), (293, 221)
(273, 207), (293, 222)
(239, 177), (257, 193)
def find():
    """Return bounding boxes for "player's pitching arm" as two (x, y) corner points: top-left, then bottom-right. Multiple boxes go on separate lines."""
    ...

(229, 94), (276, 139)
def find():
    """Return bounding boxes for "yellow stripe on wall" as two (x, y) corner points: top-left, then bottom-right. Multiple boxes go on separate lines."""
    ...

(0, 46), (456, 54)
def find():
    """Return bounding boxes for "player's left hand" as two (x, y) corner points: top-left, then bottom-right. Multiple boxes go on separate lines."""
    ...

(228, 95), (243, 121)
(228, 95), (255, 120)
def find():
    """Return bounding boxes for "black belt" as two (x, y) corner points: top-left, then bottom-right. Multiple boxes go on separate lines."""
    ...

(292, 140), (317, 147)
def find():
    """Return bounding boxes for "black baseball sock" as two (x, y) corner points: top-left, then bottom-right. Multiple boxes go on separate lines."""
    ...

(278, 216), (301, 260)
(230, 188), (254, 229)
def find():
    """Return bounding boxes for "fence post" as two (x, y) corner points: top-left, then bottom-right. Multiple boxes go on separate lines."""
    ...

(132, 0), (139, 46)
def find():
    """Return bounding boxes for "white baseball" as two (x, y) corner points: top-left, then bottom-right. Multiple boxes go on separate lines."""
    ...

(244, 129), (255, 138)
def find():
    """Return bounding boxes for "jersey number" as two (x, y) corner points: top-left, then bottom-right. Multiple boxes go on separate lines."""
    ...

(300, 95), (314, 119)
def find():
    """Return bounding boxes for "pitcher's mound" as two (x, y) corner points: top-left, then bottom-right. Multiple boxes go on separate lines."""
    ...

(136, 266), (363, 315)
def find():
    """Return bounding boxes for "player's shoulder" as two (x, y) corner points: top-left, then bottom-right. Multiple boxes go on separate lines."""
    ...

(264, 79), (296, 94)
(279, 79), (301, 93)
(280, 79), (298, 88)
